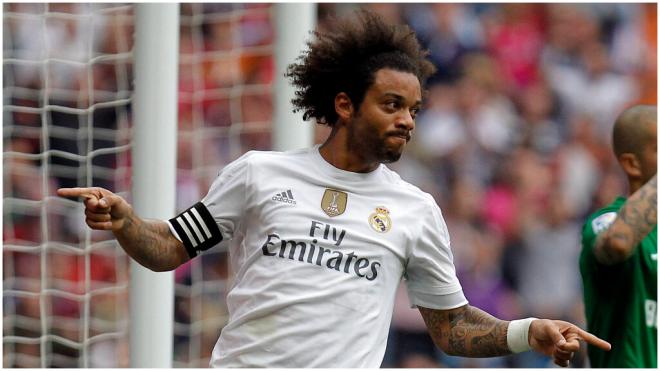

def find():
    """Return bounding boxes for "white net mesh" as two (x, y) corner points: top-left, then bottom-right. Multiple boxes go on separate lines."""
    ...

(4, 3), (276, 367)
(3, 3), (134, 368)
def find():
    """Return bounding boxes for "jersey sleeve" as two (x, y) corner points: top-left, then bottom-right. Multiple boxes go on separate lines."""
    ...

(580, 210), (619, 272)
(404, 202), (468, 310)
(168, 152), (252, 258)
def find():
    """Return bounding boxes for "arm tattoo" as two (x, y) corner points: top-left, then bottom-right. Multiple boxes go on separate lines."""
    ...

(595, 176), (657, 265)
(419, 305), (510, 357)
(115, 213), (188, 271)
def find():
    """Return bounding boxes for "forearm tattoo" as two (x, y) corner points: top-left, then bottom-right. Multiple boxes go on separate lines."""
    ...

(596, 176), (657, 264)
(115, 214), (185, 271)
(419, 305), (510, 357)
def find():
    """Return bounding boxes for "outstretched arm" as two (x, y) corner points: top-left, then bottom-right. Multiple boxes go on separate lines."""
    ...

(57, 187), (189, 272)
(594, 175), (657, 265)
(419, 305), (610, 367)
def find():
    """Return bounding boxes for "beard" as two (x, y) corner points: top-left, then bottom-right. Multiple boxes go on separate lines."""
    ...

(378, 140), (403, 163)
(347, 122), (405, 165)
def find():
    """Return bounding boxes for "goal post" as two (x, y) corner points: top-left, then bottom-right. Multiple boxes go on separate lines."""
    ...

(130, 4), (178, 368)
(273, 3), (316, 151)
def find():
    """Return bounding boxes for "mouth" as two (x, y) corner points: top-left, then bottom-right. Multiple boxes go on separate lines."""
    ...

(388, 132), (411, 143)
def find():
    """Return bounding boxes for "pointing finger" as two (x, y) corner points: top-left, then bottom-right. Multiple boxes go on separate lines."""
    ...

(57, 187), (99, 199)
(58, 187), (118, 212)
(573, 327), (611, 351)
(57, 187), (85, 198)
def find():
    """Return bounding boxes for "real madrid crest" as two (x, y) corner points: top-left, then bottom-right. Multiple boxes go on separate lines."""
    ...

(369, 206), (392, 233)
(321, 189), (348, 217)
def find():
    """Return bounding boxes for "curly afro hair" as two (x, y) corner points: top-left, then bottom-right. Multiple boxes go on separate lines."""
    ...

(286, 10), (436, 126)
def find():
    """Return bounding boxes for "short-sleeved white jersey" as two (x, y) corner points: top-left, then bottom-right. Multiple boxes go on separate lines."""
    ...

(170, 145), (467, 367)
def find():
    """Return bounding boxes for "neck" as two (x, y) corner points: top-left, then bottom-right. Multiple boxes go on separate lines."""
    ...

(319, 126), (380, 173)
(628, 178), (643, 195)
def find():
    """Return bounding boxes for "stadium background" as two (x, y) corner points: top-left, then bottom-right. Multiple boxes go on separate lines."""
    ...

(3, 2), (656, 368)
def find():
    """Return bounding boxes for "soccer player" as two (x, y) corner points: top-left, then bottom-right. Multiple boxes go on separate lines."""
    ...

(579, 105), (657, 368)
(58, 11), (610, 367)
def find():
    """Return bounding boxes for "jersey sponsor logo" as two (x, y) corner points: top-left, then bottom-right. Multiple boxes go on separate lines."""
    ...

(591, 212), (617, 233)
(260, 220), (381, 281)
(272, 189), (296, 205)
(369, 206), (392, 233)
(651, 253), (657, 261)
(321, 189), (347, 217)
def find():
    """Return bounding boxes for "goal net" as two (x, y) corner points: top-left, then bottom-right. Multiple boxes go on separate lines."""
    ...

(4, 3), (133, 367)
(3, 3), (277, 367)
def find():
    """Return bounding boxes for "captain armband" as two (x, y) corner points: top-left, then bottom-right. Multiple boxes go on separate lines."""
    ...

(168, 202), (223, 258)
(507, 317), (537, 353)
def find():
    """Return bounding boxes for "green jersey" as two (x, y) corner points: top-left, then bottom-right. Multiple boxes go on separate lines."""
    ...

(580, 197), (657, 368)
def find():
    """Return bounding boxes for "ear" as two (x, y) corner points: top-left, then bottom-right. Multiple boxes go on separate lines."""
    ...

(619, 153), (642, 178)
(334, 92), (354, 122)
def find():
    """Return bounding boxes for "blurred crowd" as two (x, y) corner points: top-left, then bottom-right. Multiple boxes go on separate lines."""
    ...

(3, 3), (656, 368)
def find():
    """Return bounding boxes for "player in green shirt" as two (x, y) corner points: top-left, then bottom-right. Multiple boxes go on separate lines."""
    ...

(580, 104), (657, 368)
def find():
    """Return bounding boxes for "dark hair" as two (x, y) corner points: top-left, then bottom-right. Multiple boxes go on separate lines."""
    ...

(286, 10), (436, 126)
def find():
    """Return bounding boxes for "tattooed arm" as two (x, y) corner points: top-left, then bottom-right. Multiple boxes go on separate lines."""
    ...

(114, 214), (188, 271)
(594, 175), (657, 265)
(418, 305), (509, 357)
(418, 305), (611, 366)
(57, 187), (189, 272)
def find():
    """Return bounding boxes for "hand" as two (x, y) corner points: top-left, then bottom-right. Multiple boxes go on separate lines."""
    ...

(57, 187), (132, 231)
(528, 319), (611, 367)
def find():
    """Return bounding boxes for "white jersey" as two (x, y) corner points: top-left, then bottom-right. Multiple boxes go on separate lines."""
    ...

(168, 145), (467, 367)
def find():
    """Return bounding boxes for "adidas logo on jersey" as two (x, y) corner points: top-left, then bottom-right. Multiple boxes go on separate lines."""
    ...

(272, 189), (296, 204)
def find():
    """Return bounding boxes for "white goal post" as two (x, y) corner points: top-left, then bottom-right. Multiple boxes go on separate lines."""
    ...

(130, 4), (179, 368)
(273, 3), (316, 151)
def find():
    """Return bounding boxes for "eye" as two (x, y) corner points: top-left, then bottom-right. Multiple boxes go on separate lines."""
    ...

(410, 108), (420, 119)
(384, 101), (400, 111)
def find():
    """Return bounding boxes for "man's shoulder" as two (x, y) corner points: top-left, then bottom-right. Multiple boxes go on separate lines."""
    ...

(380, 166), (439, 208)
(230, 147), (312, 167)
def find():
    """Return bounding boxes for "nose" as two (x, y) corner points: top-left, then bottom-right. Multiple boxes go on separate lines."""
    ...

(396, 110), (415, 131)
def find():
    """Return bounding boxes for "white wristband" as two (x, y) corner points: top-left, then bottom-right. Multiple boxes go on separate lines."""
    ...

(507, 318), (537, 353)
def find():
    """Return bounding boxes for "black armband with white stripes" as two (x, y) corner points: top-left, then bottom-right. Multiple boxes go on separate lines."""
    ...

(169, 202), (223, 258)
